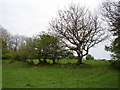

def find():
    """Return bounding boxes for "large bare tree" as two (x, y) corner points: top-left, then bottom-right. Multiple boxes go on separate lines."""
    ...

(49, 4), (108, 65)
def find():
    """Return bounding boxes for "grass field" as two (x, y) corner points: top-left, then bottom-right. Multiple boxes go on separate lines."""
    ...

(2, 59), (119, 88)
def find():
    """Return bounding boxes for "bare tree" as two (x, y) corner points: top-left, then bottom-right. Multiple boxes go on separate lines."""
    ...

(49, 4), (108, 65)
(0, 25), (11, 42)
(12, 35), (27, 51)
(0, 25), (13, 50)
(101, 0), (119, 26)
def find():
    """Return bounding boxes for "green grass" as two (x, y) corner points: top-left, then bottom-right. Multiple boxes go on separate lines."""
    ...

(2, 59), (119, 88)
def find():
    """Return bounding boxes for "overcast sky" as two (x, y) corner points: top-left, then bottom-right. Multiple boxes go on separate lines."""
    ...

(0, 0), (112, 59)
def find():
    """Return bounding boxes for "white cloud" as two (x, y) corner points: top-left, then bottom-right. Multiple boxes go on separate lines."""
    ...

(89, 42), (111, 60)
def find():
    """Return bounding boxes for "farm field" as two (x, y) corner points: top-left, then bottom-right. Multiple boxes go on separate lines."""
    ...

(2, 59), (119, 88)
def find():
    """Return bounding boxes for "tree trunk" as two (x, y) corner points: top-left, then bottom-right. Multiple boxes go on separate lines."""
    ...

(43, 58), (47, 63)
(76, 53), (83, 66)
(52, 58), (56, 64)
(38, 58), (42, 64)
(30, 60), (34, 65)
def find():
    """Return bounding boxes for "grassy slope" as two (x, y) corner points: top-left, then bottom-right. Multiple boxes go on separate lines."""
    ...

(2, 59), (119, 88)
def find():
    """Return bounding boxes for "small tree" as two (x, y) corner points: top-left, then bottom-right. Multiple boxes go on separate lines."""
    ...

(25, 37), (37, 59)
(48, 36), (65, 64)
(12, 46), (28, 62)
(50, 3), (107, 65)
(11, 37), (35, 62)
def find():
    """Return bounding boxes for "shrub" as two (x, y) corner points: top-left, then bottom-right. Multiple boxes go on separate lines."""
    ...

(86, 54), (94, 60)
(101, 59), (106, 61)
(12, 49), (28, 62)
(109, 60), (120, 69)
(2, 53), (13, 59)
(12, 53), (20, 61)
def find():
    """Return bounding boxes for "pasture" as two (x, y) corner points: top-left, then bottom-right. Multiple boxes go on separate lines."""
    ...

(2, 59), (119, 88)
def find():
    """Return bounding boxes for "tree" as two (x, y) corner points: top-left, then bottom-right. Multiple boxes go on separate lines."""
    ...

(50, 3), (107, 65)
(49, 36), (66, 64)
(0, 26), (13, 59)
(11, 36), (35, 62)
(35, 33), (65, 64)
(0, 25), (11, 42)
(1, 39), (12, 59)
(12, 45), (28, 62)
(101, 0), (120, 60)
(0, 25), (14, 51)
(34, 34), (51, 63)
(12, 35), (27, 51)
(25, 37), (37, 59)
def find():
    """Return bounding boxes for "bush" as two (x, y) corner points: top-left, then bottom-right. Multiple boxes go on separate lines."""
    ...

(109, 60), (120, 69)
(12, 49), (28, 62)
(86, 54), (94, 60)
(2, 53), (12, 59)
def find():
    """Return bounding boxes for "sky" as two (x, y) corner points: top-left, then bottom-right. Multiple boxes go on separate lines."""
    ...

(0, 0), (112, 59)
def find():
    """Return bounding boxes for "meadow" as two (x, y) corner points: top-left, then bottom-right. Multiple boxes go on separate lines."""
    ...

(2, 59), (119, 88)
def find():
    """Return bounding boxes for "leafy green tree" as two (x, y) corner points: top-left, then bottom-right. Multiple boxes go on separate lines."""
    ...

(12, 46), (28, 62)
(49, 36), (66, 64)
(25, 38), (37, 59)
(35, 33), (65, 64)
(101, 0), (120, 60)
(34, 34), (50, 63)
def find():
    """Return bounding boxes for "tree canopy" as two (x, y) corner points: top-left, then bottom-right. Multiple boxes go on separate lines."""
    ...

(101, 0), (120, 60)
(34, 33), (66, 64)
(50, 3), (108, 65)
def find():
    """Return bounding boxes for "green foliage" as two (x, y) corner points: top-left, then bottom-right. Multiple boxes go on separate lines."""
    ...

(25, 38), (37, 59)
(12, 46), (29, 62)
(2, 39), (12, 59)
(8, 33), (66, 64)
(104, 1), (120, 60)
(86, 54), (94, 60)
(34, 33), (66, 64)
(109, 60), (120, 69)
(64, 51), (75, 59)
(12, 53), (21, 61)
(34, 34), (52, 60)
(11, 37), (37, 62)
(2, 53), (12, 59)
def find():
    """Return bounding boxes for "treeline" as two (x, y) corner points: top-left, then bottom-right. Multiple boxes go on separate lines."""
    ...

(1, 25), (95, 63)
(1, 27), (77, 64)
